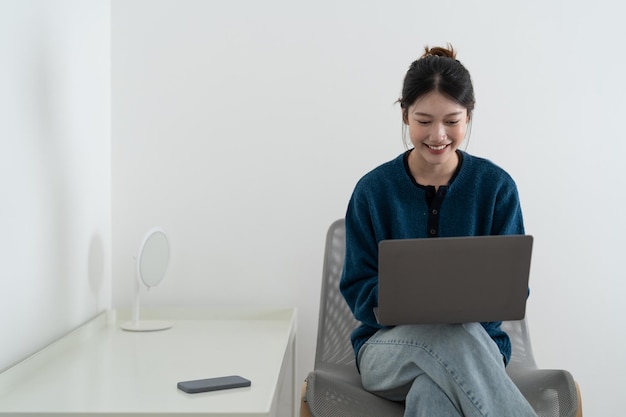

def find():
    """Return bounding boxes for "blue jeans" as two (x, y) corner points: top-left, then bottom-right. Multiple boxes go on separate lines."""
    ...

(358, 323), (538, 417)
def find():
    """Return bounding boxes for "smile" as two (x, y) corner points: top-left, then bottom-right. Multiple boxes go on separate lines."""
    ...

(426, 143), (449, 151)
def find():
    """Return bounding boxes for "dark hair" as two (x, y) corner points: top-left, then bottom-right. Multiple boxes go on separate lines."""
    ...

(399, 44), (475, 122)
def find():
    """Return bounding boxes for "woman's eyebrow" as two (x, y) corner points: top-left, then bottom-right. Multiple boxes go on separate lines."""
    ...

(412, 111), (464, 117)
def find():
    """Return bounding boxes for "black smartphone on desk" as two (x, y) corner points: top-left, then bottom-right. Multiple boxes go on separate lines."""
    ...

(177, 375), (251, 394)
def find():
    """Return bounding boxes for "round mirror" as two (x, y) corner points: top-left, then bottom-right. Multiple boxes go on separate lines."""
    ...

(138, 228), (170, 288)
(120, 227), (172, 332)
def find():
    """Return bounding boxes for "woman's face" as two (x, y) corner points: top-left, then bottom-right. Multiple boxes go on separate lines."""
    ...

(404, 91), (470, 170)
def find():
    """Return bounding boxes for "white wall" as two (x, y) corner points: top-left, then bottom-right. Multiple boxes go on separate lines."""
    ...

(0, 0), (111, 372)
(110, 1), (625, 415)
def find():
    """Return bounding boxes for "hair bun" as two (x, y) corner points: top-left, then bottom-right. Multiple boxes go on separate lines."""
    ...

(421, 44), (456, 60)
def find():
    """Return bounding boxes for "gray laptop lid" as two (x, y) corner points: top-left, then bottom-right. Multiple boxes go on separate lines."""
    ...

(376, 235), (533, 326)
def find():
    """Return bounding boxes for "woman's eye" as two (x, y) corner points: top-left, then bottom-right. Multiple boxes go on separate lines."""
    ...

(416, 120), (430, 125)
(446, 120), (460, 125)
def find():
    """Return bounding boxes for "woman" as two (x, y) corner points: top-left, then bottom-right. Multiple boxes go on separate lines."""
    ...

(339, 45), (538, 416)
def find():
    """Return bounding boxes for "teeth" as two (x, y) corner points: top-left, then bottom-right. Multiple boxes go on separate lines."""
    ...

(428, 144), (447, 151)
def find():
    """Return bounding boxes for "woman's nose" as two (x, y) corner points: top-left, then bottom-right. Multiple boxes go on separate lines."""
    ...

(433, 123), (447, 140)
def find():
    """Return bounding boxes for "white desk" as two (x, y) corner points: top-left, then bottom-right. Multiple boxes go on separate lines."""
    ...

(0, 308), (296, 417)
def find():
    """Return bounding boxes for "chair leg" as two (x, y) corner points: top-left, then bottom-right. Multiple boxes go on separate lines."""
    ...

(300, 381), (313, 417)
(575, 382), (583, 417)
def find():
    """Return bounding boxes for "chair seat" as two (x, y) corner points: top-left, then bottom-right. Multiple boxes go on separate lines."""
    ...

(306, 366), (581, 417)
(306, 368), (404, 417)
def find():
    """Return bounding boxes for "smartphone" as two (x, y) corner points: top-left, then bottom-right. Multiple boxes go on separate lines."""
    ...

(177, 375), (251, 394)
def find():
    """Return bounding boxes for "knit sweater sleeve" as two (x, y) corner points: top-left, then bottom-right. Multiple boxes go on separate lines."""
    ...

(340, 177), (383, 333)
(491, 171), (525, 236)
(340, 155), (421, 354)
(476, 160), (526, 366)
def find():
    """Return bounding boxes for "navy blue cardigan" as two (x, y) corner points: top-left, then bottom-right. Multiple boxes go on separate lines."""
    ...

(339, 150), (525, 366)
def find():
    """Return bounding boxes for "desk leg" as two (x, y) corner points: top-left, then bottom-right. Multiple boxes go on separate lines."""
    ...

(275, 330), (297, 416)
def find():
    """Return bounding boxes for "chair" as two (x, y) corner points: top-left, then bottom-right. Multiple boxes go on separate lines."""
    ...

(301, 218), (582, 417)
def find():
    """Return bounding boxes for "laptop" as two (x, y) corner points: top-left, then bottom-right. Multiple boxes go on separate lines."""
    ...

(374, 235), (533, 326)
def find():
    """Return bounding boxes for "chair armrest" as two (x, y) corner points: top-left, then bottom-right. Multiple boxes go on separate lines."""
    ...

(508, 368), (581, 417)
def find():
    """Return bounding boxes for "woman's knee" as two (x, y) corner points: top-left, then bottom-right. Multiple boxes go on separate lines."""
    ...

(405, 375), (461, 416)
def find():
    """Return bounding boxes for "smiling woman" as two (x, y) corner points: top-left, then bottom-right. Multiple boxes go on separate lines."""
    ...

(339, 45), (538, 416)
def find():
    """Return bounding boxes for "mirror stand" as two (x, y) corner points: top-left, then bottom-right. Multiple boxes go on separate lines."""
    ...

(120, 272), (172, 331)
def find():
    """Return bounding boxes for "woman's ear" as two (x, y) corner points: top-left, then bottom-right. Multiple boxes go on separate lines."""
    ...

(402, 108), (409, 125)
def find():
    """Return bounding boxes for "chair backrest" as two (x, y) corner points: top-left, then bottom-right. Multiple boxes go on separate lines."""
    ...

(502, 318), (537, 370)
(314, 218), (538, 372)
(313, 218), (359, 371)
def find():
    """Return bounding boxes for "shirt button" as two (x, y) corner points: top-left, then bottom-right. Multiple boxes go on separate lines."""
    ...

(429, 229), (436, 235)
(432, 209), (438, 215)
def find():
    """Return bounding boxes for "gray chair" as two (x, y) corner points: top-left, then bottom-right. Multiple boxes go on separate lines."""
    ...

(302, 218), (582, 417)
